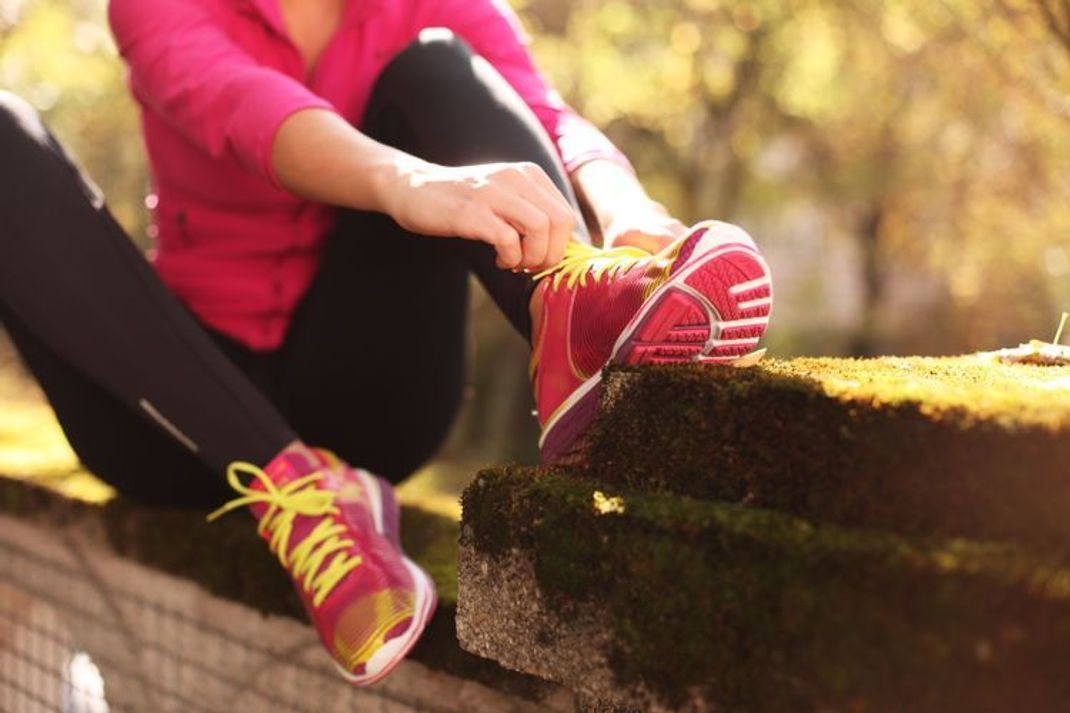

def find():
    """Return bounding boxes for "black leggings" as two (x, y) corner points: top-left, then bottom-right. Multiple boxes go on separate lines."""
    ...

(0, 32), (583, 507)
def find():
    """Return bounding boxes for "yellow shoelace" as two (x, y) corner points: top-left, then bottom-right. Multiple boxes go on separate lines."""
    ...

(207, 462), (363, 607)
(534, 241), (651, 290)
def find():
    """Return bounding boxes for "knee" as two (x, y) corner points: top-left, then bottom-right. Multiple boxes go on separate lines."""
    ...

(0, 91), (47, 150)
(0, 90), (38, 129)
(0, 90), (29, 114)
(0, 91), (103, 207)
(389, 28), (477, 80)
(367, 29), (481, 127)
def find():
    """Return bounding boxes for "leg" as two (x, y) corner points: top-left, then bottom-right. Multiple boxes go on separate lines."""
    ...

(277, 33), (576, 480)
(0, 91), (296, 499)
(360, 30), (587, 341)
(351, 34), (774, 465)
(279, 216), (469, 483)
(0, 94), (442, 680)
(1, 305), (233, 506)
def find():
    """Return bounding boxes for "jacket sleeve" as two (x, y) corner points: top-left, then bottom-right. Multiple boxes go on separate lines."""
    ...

(423, 0), (634, 175)
(108, 0), (336, 187)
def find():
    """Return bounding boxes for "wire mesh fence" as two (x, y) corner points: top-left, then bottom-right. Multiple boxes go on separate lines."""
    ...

(0, 512), (545, 713)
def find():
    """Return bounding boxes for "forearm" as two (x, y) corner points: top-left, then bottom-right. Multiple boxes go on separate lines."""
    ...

(269, 107), (576, 272)
(271, 107), (424, 213)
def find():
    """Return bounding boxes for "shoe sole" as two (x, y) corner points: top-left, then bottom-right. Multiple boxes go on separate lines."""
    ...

(331, 558), (438, 686)
(540, 226), (773, 464)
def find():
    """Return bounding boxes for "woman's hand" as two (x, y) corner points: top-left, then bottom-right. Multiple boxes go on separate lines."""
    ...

(377, 157), (576, 272)
(601, 200), (688, 254)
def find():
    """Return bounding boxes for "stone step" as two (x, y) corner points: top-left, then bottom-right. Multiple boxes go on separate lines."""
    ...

(581, 357), (1070, 550)
(457, 467), (1070, 713)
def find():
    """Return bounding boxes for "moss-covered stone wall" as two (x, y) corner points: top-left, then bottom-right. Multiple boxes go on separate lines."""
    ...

(584, 359), (1070, 550)
(459, 356), (1070, 711)
(460, 467), (1070, 713)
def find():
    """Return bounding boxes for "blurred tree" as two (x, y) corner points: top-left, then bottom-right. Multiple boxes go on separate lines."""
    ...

(0, 0), (147, 240)
(523, 0), (1070, 354)
(1020, 0), (1070, 54)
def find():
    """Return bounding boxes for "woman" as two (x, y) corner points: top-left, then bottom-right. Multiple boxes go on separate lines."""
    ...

(0, 0), (772, 684)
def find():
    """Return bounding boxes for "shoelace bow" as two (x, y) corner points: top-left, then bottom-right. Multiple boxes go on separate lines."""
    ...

(207, 462), (363, 607)
(534, 241), (651, 290)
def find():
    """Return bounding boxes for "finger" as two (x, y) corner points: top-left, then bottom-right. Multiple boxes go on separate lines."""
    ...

(489, 216), (524, 269)
(457, 201), (523, 268)
(544, 214), (572, 268)
(524, 174), (577, 267)
(489, 186), (552, 270)
(519, 162), (574, 215)
(519, 163), (579, 228)
(514, 165), (576, 267)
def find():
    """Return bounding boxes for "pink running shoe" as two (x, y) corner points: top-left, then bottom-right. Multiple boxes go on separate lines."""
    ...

(312, 448), (402, 550)
(207, 445), (436, 685)
(532, 220), (773, 464)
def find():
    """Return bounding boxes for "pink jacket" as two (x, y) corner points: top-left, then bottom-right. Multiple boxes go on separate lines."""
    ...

(108, 0), (630, 350)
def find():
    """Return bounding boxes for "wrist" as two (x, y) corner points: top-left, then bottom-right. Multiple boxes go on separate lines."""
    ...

(365, 149), (427, 217)
(599, 197), (669, 233)
(572, 158), (657, 234)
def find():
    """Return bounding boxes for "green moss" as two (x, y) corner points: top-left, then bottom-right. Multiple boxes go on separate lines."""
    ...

(400, 505), (460, 603)
(583, 360), (1070, 551)
(743, 357), (1070, 429)
(463, 467), (1070, 712)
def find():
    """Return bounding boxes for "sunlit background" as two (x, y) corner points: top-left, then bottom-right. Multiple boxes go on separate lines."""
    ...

(1, 0), (1069, 505)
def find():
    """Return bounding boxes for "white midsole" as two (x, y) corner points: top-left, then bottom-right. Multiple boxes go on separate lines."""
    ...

(332, 557), (436, 686)
(537, 370), (603, 449)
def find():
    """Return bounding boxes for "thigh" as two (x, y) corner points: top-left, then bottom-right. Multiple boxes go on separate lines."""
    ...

(278, 211), (469, 483)
(1, 304), (232, 508)
(0, 91), (295, 474)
